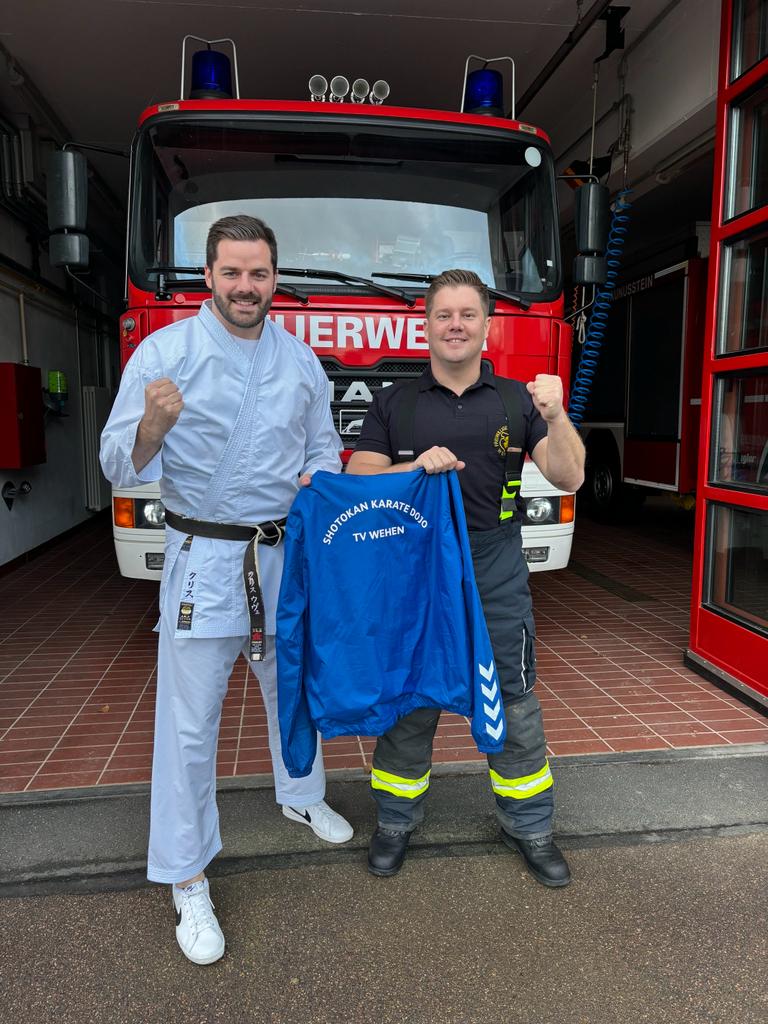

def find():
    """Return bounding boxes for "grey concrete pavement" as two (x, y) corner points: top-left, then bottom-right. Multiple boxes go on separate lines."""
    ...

(3, 834), (767, 1024)
(2, 745), (767, 895)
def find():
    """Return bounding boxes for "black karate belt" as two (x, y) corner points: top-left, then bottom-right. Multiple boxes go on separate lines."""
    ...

(165, 509), (287, 662)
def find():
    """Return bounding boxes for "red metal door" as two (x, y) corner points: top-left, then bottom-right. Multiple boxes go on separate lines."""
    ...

(687, 0), (768, 704)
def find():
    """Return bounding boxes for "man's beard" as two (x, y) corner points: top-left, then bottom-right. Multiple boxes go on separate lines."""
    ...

(212, 287), (273, 331)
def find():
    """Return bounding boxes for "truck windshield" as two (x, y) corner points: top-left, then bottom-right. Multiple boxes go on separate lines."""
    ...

(130, 114), (560, 301)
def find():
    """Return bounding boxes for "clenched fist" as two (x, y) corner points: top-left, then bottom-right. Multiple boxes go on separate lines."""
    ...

(526, 374), (564, 422)
(141, 377), (184, 443)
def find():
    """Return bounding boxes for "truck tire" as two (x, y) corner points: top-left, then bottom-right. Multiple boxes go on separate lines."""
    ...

(582, 441), (645, 522)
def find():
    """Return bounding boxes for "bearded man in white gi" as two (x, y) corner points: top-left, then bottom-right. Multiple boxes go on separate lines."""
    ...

(100, 215), (353, 965)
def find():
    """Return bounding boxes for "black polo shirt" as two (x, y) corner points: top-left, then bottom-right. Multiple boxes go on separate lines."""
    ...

(355, 364), (548, 531)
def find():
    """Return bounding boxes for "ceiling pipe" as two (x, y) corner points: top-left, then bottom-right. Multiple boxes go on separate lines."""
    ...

(516, 0), (614, 115)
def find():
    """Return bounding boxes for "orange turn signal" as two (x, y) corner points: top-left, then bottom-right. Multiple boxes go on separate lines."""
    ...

(113, 497), (135, 529)
(559, 494), (575, 524)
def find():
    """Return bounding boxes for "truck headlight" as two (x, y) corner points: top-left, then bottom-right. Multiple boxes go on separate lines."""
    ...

(140, 500), (166, 527)
(525, 497), (557, 524)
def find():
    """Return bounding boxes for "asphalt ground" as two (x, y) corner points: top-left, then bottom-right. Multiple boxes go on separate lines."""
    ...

(3, 832), (767, 1024)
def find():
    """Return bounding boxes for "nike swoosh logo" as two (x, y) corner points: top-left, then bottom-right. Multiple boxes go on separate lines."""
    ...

(290, 807), (312, 822)
(175, 907), (182, 926)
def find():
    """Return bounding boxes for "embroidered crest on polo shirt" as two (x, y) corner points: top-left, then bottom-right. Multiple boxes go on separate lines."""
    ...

(493, 424), (509, 457)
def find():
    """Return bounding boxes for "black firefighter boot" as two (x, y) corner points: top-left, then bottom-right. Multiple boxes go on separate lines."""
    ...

(501, 831), (571, 887)
(367, 826), (412, 877)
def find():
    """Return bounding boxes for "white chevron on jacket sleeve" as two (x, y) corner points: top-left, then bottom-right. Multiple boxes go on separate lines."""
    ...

(485, 720), (504, 741)
(478, 659), (504, 742)
(484, 699), (502, 721)
(479, 660), (495, 681)
(481, 680), (498, 702)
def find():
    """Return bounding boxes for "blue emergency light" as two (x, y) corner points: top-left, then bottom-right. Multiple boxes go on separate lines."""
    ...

(463, 68), (504, 117)
(190, 47), (233, 99)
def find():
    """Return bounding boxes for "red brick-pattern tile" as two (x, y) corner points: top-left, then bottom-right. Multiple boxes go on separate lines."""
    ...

(0, 504), (765, 794)
(547, 739), (614, 756)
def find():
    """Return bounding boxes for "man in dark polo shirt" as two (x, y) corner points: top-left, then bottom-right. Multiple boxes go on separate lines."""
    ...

(346, 268), (585, 886)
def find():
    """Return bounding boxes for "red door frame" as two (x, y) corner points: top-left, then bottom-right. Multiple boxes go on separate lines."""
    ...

(687, 0), (768, 704)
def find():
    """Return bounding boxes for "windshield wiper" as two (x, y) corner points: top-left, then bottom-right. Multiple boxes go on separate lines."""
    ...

(145, 266), (309, 304)
(279, 267), (415, 307)
(371, 271), (531, 311)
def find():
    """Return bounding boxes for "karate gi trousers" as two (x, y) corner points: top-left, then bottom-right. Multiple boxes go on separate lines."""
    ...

(371, 519), (554, 839)
(147, 622), (325, 884)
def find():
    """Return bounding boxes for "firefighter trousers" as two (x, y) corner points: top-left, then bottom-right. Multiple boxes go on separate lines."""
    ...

(371, 520), (554, 839)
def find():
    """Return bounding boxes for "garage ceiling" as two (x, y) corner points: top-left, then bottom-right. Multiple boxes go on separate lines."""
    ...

(2, 0), (678, 204)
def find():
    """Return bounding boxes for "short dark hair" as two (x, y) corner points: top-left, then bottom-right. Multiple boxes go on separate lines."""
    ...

(205, 215), (278, 270)
(424, 269), (490, 318)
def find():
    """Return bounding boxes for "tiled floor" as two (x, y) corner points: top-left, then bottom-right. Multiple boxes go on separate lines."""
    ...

(0, 501), (765, 794)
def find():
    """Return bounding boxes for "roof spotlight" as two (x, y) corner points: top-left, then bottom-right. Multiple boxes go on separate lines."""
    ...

(330, 75), (350, 101)
(351, 78), (370, 103)
(308, 74), (328, 101)
(370, 80), (390, 105)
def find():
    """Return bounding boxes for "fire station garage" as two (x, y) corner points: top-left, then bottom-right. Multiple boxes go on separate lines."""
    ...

(0, 2), (766, 829)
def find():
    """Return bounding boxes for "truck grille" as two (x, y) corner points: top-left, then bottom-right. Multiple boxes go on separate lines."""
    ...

(320, 358), (428, 446)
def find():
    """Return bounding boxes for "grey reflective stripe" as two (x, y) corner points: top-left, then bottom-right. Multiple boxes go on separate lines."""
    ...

(521, 624), (528, 693)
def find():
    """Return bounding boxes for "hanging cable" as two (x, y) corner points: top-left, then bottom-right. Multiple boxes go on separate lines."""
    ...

(567, 42), (634, 428)
(588, 65), (599, 175)
(573, 62), (602, 341)
(568, 189), (632, 428)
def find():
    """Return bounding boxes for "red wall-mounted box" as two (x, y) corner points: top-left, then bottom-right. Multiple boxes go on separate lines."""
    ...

(0, 363), (46, 468)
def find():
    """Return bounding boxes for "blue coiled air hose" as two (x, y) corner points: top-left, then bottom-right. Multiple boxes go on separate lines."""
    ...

(568, 189), (633, 428)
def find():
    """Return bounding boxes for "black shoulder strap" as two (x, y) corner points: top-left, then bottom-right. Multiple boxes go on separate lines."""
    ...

(493, 377), (526, 451)
(493, 376), (526, 522)
(393, 379), (421, 463)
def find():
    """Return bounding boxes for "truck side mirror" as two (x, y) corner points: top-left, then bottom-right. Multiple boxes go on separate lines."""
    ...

(46, 150), (90, 268)
(573, 182), (609, 286)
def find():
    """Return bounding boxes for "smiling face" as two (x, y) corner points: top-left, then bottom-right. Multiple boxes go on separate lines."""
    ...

(426, 285), (491, 373)
(204, 238), (278, 339)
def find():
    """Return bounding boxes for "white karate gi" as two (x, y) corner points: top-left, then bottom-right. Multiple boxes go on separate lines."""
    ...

(100, 301), (341, 882)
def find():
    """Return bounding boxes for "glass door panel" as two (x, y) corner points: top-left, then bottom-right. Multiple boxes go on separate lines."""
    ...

(705, 503), (768, 633)
(731, 0), (768, 81)
(726, 83), (768, 218)
(710, 370), (768, 487)
(717, 228), (768, 353)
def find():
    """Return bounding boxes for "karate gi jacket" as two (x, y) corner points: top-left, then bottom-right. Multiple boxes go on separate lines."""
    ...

(277, 470), (506, 778)
(100, 302), (341, 636)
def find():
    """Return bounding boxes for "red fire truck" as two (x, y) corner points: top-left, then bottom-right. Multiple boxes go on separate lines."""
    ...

(579, 249), (710, 519)
(51, 48), (605, 578)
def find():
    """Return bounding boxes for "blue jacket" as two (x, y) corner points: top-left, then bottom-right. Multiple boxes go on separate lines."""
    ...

(276, 469), (506, 778)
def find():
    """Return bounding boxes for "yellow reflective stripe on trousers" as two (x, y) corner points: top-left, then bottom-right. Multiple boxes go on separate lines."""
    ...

(489, 761), (553, 799)
(370, 767), (431, 799)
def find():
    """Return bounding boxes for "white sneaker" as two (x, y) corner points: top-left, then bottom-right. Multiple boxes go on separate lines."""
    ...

(282, 800), (354, 844)
(172, 878), (225, 965)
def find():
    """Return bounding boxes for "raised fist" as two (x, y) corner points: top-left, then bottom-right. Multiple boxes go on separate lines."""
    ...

(526, 374), (564, 422)
(141, 377), (184, 443)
